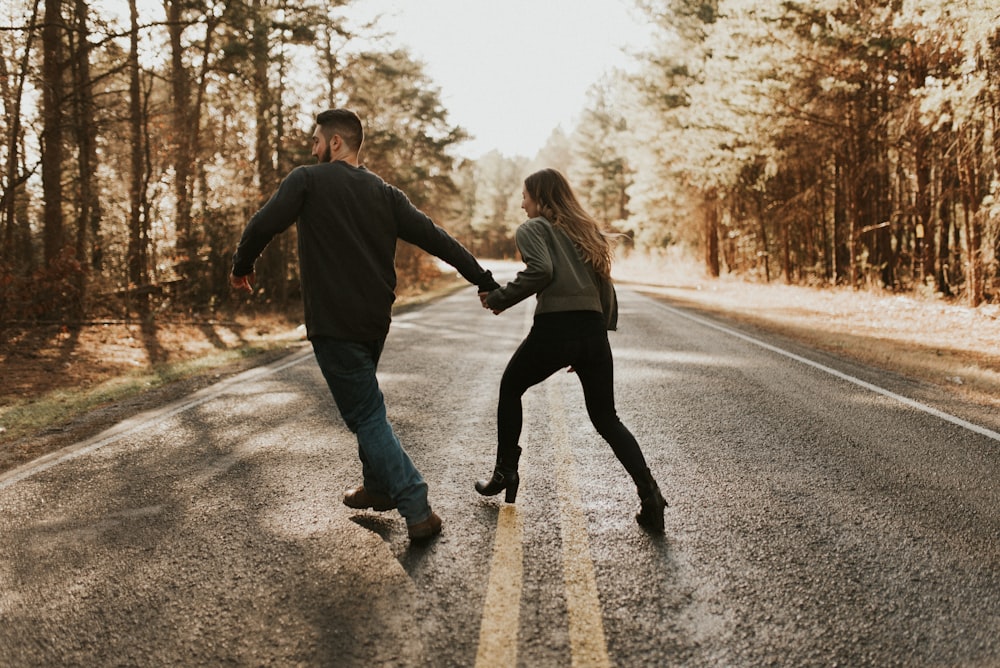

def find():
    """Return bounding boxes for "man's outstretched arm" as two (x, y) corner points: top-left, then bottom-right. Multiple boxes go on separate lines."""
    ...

(231, 168), (306, 280)
(392, 187), (500, 292)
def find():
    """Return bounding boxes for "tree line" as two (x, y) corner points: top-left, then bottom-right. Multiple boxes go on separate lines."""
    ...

(446, 1), (1000, 308)
(617, 0), (1000, 304)
(0, 0), (475, 323)
(3, 0), (998, 328)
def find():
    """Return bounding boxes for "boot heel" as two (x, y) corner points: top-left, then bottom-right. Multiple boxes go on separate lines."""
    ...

(636, 480), (667, 533)
(475, 468), (519, 501)
(504, 476), (519, 503)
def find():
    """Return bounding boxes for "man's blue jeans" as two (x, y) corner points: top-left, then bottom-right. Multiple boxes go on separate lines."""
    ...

(311, 336), (431, 525)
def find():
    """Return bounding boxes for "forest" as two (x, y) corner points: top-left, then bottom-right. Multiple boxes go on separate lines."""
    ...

(1, 0), (999, 327)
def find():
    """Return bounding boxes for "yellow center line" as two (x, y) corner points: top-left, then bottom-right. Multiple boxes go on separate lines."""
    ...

(475, 304), (533, 668)
(549, 380), (613, 668)
(475, 304), (610, 667)
(474, 505), (524, 668)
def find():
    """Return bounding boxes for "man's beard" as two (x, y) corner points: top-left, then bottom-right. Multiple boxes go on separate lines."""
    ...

(319, 145), (332, 163)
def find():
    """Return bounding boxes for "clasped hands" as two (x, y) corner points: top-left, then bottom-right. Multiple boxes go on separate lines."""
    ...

(478, 291), (502, 315)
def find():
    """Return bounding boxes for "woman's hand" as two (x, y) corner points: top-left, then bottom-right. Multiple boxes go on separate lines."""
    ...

(478, 291), (504, 315)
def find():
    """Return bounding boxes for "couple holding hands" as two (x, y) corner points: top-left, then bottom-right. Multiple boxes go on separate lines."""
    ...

(231, 109), (666, 542)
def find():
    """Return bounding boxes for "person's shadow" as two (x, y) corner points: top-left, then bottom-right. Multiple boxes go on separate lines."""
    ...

(348, 514), (394, 541)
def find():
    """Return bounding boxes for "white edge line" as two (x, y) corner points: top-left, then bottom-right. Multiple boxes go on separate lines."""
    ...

(0, 345), (314, 491)
(644, 297), (1000, 443)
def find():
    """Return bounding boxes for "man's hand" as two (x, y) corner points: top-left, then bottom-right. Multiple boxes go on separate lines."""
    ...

(230, 271), (255, 294)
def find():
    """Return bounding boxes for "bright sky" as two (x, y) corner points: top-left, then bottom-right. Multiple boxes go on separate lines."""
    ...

(353, 0), (652, 159)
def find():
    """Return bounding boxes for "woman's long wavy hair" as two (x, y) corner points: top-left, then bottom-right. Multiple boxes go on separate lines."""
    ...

(524, 168), (614, 278)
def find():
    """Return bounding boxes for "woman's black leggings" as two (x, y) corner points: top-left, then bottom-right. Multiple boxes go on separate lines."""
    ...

(497, 328), (650, 482)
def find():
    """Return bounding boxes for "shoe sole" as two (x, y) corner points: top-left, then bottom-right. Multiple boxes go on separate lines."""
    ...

(343, 497), (397, 512)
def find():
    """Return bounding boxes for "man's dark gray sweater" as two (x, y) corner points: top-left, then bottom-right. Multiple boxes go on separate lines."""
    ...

(233, 160), (499, 341)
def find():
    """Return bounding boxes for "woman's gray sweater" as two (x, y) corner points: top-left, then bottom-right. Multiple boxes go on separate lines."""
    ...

(486, 217), (617, 330)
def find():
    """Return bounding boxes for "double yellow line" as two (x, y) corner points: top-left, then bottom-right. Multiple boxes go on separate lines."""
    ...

(474, 373), (611, 667)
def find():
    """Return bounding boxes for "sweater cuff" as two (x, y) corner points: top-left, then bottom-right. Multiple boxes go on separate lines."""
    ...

(232, 262), (254, 278)
(477, 270), (501, 292)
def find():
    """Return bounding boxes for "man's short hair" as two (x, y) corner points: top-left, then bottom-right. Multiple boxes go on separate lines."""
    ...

(316, 109), (364, 152)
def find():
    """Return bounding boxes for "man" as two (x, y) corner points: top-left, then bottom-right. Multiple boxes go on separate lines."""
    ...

(230, 109), (498, 541)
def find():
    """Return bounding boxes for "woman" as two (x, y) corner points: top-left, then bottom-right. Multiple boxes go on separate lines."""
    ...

(476, 168), (667, 532)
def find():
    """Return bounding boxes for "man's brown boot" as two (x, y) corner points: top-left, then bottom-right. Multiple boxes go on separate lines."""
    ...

(407, 511), (442, 541)
(343, 486), (396, 511)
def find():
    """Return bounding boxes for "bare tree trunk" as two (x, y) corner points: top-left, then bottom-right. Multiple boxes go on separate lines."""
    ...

(71, 0), (102, 313)
(753, 191), (771, 282)
(167, 0), (193, 266)
(252, 0), (276, 202)
(780, 212), (791, 284)
(703, 192), (720, 278)
(41, 0), (66, 264)
(272, 41), (290, 306)
(936, 144), (956, 297)
(251, 0), (286, 304)
(126, 0), (147, 310)
(915, 132), (934, 286)
(937, 194), (953, 297)
(958, 127), (985, 306)
(833, 152), (850, 285)
(1, 0), (40, 268)
(818, 166), (832, 282)
(989, 30), (1000, 295)
(967, 211), (985, 306)
(166, 0), (219, 304)
(758, 217), (771, 282)
(0, 34), (9, 262)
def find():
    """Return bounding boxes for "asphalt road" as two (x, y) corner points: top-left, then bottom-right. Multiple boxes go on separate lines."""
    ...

(1, 275), (999, 667)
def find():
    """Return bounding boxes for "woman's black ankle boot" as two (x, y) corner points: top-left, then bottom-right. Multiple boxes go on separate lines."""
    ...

(475, 448), (521, 503)
(475, 468), (520, 502)
(635, 473), (667, 533)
